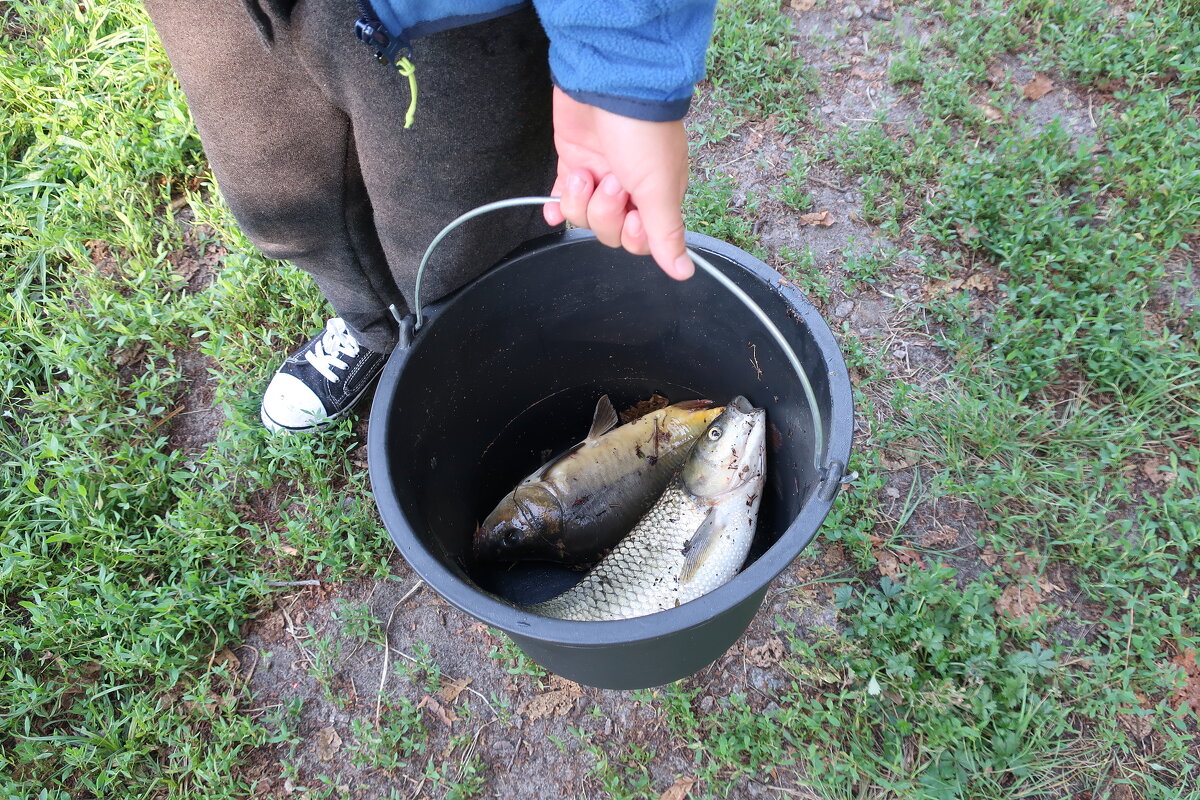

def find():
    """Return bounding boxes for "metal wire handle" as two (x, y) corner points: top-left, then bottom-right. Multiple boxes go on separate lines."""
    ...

(411, 196), (826, 470)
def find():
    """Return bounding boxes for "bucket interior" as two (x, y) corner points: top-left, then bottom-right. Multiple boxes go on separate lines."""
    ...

(374, 233), (841, 612)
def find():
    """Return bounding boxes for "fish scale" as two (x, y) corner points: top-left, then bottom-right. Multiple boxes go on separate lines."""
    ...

(526, 396), (767, 622)
(530, 474), (760, 620)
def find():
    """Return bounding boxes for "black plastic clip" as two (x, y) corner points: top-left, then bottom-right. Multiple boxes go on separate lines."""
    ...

(355, 15), (411, 66)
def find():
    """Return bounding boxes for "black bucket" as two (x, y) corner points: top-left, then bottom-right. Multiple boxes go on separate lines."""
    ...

(368, 227), (853, 689)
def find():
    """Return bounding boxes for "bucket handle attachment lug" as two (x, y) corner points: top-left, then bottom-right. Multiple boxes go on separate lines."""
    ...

(411, 196), (829, 472)
(817, 461), (854, 502)
(389, 304), (415, 350)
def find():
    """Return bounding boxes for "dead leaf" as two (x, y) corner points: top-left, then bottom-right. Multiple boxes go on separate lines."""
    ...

(790, 0), (816, 10)
(798, 209), (836, 227)
(956, 223), (981, 241)
(315, 726), (342, 762)
(278, 545), (299, 557)
(922, 524), (959, 550)
(986, 61), (1007, 88)
(925, 278), (964, 298)
(659, 777), (697, 800)
(1141, 457), (1177, 486)
(976, 103), (1004, 122)
(926, 273), (992, 298)
(62, 662), (103, 698)
(1117, 710), (1154, 739)
(213, 647), (240, 674)
(439, 676), (473, 703)
(745, 638), (785, 669)
(997, 581), (1041, 619)
(980, 545), (999, 566)
(182, 692), (222, 715)
(822, 543), (847, 567)
(850, 66), (884, 81)
(1037, 577), (1064, 595)
(1022, 74), (1054, 100)
(418, 695), (459, 726)
(875, 547), (904, 578)
(113, 341), (145, 368)
(962, 273), (994, 291)
(619, 393), (671, 424)
(1008, 550), (1039, 577)
(522, 675), (584, 721)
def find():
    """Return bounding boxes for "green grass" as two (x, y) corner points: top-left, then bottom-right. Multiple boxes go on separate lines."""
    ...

(3, 0), (1199, 797)
(1, 2), (390, 796)
(700, 0), (820, 142)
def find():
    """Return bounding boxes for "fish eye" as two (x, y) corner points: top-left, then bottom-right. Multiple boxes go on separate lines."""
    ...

(708, 427), (723, 441)
(502, 528), (519, 544)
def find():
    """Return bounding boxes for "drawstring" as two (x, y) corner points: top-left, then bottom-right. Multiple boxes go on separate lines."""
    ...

(395, 56), (418, 129)
(353, 7), (419, 128)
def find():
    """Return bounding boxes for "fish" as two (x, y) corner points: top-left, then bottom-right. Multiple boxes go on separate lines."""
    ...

(473, 395), (724, 566)
(525, 395), (767, 621)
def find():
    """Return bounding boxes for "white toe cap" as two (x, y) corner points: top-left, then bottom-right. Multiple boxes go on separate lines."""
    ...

(260, 372), (329, 432)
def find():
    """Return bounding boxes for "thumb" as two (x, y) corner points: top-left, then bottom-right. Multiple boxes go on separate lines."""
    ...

(633, 183), (693, 281)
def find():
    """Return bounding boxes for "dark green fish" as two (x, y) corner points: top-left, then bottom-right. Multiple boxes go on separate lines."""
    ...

(473, 395), (723, 565)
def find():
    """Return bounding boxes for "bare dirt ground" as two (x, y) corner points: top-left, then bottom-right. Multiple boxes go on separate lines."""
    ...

(168, 2), (1137, 797)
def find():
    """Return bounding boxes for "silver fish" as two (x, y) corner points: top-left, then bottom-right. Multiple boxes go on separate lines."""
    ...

(527, 396), (767, 621)
(474, 395), (723, 565)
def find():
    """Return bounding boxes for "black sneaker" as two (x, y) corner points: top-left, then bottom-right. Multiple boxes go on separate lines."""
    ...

(260, 318), (388, 433)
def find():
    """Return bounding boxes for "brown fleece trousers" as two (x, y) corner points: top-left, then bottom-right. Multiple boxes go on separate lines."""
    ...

(145, 0), (557, 352)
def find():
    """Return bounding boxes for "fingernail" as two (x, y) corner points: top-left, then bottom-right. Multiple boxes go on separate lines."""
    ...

(673, 255), (695, 280)
(626, 212), (643, 238)
(601, 174), (622, 196)
(568, 174), (585, 194)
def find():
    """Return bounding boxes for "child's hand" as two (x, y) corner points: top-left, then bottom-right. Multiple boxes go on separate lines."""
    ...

(543, 88), (694, 280)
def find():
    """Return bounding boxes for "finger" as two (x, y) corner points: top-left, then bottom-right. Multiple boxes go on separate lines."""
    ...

(558, 170), (595, 230)
(544, 174), (566, 226)
(544, 174), (567, 226)
(586, 174), (630, 248)
(631, 181), (692, 280)
(620, 209), (650, 256)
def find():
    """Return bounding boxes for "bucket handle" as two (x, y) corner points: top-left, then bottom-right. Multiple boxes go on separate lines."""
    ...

(411, 196), (829, 474)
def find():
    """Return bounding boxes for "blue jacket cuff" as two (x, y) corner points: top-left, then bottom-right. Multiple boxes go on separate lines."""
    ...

(554, 80), (693, 122)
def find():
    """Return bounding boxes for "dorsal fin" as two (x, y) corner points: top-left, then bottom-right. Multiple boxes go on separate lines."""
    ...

(524, 396), (618, 483)
(586, 395), (619, 442)
(679, 509), (722, 584)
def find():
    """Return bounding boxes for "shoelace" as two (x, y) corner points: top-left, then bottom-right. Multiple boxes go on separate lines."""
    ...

(305, 318), (361, 383)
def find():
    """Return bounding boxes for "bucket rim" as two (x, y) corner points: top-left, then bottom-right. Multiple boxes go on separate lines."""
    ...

(367, 229), (853, 647)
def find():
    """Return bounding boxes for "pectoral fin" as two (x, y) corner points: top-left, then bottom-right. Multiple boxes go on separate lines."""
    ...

(586, 394), (619, 442)
(679, 510), (722, 584)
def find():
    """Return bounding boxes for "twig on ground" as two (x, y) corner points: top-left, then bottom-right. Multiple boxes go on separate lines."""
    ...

(376, 579), (425, 728)
(808, 175), (850, 193)
(203, 619), (220, 671)
(237, 645), (260, 686)
(148, 404), (185, 432)
(280, 606), (316, 668)
(266, 579), (321, 588)
(768, 569), (855, 602)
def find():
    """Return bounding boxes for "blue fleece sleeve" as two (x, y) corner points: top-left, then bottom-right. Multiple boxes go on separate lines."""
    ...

(532, 0), (717, 121)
